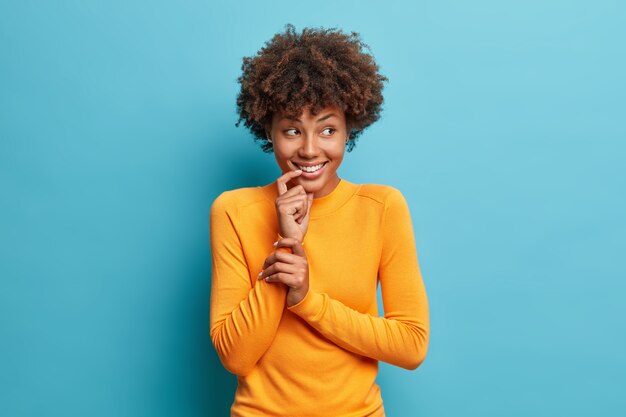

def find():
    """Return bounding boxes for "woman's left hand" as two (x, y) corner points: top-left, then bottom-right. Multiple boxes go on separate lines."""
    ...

(258, 237), (309, 307)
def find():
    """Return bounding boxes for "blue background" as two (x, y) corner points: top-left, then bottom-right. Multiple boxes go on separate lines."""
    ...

(1, 1), (625, 416)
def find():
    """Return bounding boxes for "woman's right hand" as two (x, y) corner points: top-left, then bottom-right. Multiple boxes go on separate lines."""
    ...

(275, 168), (314, 244)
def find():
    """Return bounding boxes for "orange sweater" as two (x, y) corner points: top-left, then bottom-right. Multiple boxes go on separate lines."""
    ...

(209, 178), (430, 417)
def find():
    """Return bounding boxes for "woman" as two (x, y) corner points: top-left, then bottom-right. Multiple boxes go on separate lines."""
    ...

(210, 24), (430, 417)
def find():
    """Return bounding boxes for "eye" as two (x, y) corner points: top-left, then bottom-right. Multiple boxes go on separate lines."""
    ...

(284, 128), (299, 136)
(322, 128), (336, 136)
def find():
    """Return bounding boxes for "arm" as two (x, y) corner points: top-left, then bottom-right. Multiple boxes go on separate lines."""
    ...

(286, 188), (430, 370)
(209, 193), (287, 376)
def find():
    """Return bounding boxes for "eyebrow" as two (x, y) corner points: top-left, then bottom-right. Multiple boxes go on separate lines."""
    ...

(282, 113), (338, 123)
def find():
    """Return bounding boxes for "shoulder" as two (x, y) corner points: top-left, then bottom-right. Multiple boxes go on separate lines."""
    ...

(355, 183), (408, 207)
(210, 185), (269, 216)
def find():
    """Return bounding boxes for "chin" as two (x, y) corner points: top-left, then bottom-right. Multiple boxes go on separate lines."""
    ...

(295, 180), (318, 189)
(293, 179), (321, 192)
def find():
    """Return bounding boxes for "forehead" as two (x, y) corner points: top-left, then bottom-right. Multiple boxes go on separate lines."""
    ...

(275, 104), (344, 122)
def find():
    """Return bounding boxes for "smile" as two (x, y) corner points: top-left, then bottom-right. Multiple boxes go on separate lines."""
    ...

(294, 161), (328, 179)
(296, 162), (327, 173)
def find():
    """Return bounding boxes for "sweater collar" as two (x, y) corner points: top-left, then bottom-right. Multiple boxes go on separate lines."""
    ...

(260, 177), (359, 219)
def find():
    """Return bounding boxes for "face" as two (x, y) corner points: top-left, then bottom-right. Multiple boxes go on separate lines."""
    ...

(267, 104), (348, 198)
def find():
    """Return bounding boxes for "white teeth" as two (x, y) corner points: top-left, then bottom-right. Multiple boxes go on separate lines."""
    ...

(297, 163), (325, 173)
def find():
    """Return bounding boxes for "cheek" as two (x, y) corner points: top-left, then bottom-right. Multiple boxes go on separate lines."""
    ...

(274, 148), (291, 160)
(274, 142), (295, 155)
(331, 156), (344, 167)
(329, 146), (346, 162)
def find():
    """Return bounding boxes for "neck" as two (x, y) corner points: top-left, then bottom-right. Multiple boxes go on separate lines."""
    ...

(314, 175), (341, 199)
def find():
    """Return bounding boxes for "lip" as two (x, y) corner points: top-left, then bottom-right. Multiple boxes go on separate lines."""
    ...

(292, 161), (328, 167)
(296, 161), (328, 180)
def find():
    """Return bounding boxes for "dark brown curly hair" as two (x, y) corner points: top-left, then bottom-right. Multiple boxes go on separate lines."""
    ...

(235, 23), (388, 153)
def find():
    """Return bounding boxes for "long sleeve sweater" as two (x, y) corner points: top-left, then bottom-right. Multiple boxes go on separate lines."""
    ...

(209, 178), (430, 417)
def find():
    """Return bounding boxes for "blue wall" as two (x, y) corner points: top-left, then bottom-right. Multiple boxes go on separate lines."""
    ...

(1, 1), (624, 416)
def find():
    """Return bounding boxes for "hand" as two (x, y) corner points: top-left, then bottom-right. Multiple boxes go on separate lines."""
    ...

(258, 237), (309, 307)
(275, 164), (314, 243)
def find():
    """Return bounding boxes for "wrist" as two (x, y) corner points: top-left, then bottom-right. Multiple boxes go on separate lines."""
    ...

(277, 232), (305, 245)
(286, 286), (308, 307)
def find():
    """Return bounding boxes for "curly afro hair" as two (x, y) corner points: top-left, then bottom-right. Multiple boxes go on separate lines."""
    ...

(235, 23), (389, 153)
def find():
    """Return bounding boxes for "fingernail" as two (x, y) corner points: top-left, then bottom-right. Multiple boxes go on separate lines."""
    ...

(258, 271), (263, 278)
(273, 241), (278, 246)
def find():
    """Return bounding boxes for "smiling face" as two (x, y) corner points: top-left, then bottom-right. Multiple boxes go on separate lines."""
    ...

(266, 104), (348, 198)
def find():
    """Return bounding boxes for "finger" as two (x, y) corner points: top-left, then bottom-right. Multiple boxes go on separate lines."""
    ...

(261, 246), (298, 271)
(277, 184), (306, 199)
(274, 237), (301, 247)
(291, 240), (306, 257)
(278, 193), (307, 209)
(275, 237), (306, 257)
(278, 195), (308, 222)
(296, 198), (309, 224)
(301, 193), (314, 222)
(259, 262), (297, 280)
(272, 249), (301, 263)
(307, 192), (314, 209)
(279, 202), (303, 218)
(264, 270), (300, 285)
(286, 160), (301, 172)
(261, 252), (277, 270)
(276, 169), (303, 195)
(277, 195), (306, 220)
(263, 261), (297, 277)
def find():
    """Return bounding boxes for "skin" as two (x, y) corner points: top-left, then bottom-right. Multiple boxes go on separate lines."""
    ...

(258, 104), (350, 307)
(266, 104), (349, 199)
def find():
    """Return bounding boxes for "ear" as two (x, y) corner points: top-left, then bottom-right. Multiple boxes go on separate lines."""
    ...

(264, 122), (272, 138)
(345, 119), (352, 136)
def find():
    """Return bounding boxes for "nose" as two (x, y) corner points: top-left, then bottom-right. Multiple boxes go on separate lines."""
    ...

(298, 132), (320, 159)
